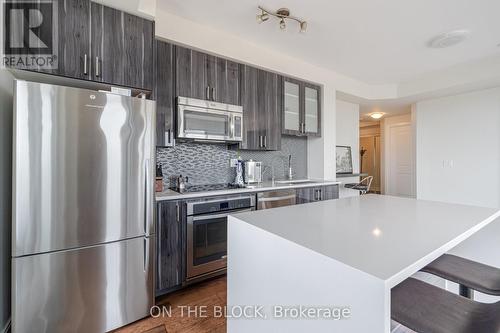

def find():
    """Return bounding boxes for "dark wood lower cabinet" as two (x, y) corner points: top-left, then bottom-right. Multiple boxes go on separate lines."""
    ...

(322, 185), (339, 200)
(156, 200), (185, 295)
(296, 185), (339, 204)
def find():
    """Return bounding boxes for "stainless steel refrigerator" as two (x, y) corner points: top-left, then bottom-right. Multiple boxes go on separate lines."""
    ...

(12, 80), (156, 333)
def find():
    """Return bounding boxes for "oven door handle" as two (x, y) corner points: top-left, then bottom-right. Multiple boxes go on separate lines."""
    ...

(189, 208), (254, 222)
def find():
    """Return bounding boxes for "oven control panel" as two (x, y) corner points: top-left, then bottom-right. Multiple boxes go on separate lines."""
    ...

(188, 196), (256, 216)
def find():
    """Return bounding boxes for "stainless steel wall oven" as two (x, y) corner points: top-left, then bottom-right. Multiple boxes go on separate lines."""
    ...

(186, 195), (255, 281)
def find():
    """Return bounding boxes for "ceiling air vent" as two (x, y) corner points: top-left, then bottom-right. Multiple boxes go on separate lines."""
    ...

(427, 30), (470, 48)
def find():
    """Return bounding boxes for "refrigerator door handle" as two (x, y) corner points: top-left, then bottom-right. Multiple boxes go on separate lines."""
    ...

(143, 237), (149, 271)
(144, 158), (152, 235)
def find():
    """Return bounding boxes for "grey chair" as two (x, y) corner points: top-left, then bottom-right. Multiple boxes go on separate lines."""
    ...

(392, 278), (500, 333)
(344, 176), (373, 194)
(421, 254), (500, 298)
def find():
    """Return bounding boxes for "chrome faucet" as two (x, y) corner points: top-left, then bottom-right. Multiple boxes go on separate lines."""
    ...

(266, 154), (294, 185)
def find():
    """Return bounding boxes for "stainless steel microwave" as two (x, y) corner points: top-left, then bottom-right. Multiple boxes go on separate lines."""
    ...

(177, 97), (243, 142)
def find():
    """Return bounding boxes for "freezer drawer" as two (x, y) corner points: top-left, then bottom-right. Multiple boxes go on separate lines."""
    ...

(12, 237), (155, 333)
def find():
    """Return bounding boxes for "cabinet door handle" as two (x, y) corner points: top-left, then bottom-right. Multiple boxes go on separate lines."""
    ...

(211, 87), (216, 101)
(165, 129), (171, 145)
(83, 54), (88, 75)
(259, 135), (263, 148)
(206, 86), (210, 100)
(319, 189), (322, 200)
(95, 56), (100, 77)
(264, 135), (267, 148)
(176, 204), (180, 223)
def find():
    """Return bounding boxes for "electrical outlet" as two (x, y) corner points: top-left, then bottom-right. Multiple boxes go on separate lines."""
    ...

(442, 159), (455, 168)
(230, 158), (239, 167)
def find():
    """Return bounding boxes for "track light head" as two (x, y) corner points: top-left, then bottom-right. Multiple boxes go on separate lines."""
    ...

(280, 19), (286, 30)
(300, 21), (307, 33)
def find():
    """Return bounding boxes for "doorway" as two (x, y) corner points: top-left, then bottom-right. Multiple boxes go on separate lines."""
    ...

(359, 121), (381, 194)
(386, 122), (415, 197)
(360, 135), (381, 193)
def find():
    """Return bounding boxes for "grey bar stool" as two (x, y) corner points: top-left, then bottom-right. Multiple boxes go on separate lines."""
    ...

(392, 278), (500, 333)
(421, 254), (500, 298)
(344, 176), (373, 194)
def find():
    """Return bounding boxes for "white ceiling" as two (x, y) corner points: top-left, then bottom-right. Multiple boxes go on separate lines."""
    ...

(158, 0), (500, 85)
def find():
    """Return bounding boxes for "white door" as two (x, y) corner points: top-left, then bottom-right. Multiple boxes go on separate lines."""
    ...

(387, 123), (414, 197)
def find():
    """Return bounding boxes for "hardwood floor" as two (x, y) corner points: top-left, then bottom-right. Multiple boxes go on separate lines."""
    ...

(113, 275), (416, 333)
(112, 276), (226, 333)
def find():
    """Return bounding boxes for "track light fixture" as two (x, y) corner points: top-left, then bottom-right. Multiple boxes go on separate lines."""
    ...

(256, 6), (307, 33)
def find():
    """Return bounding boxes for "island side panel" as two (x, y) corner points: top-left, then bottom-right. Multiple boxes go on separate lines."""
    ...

(227, 216), (390, 333)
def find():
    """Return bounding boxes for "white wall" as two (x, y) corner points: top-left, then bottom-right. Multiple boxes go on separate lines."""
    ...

(415, 88), (500, 208)
(335, 100), (360, 198)
(415, 87), (500, 302)
(0, 69), (13, 331)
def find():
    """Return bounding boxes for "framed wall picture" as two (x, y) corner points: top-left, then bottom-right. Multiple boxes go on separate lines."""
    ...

(336, 146), (353, 174)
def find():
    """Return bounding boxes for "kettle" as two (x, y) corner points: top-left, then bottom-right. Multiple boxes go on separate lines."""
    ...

(244, 160), (262, 184)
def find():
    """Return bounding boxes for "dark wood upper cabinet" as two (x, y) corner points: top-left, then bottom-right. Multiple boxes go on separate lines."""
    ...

(10, 0), (154, 91)
(175, 46), (240, 104)
(213, 58), (240, 105)
(175, 46), (208, 100)
(156, 200), (185, 295)
(123, 12), (154, 90)
(154, 40), (175, 147)
(52, 0), (90, 79)
(8, 0), (91, 78)
(282, 77), (321, 137)
(91, 3), (153, 90)
(240, 64), (281, 151)
(240, 65), (259, 149)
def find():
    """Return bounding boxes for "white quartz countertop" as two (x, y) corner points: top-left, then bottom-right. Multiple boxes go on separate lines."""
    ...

(231, 195), (500, 287)
(155, 180), (341, 201)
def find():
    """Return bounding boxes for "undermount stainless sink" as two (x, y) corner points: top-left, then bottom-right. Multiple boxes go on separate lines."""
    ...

(274, 179), (317, 185)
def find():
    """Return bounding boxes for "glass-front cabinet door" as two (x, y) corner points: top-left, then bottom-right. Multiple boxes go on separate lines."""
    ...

(283, 78), (301, 135)
(282, 77), (321, 137)
(304, 84), (321, 136)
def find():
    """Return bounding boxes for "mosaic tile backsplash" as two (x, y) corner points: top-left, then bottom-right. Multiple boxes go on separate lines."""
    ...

(157, 136), (307, 187)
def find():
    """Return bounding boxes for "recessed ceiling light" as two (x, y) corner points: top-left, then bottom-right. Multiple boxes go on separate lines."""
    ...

(372, 228), (382, 237)
(427, 30), (470, 49)
(369, 112), (385, 119)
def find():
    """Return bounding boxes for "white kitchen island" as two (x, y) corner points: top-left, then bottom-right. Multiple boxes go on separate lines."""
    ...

(227, 195), (500, 333)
